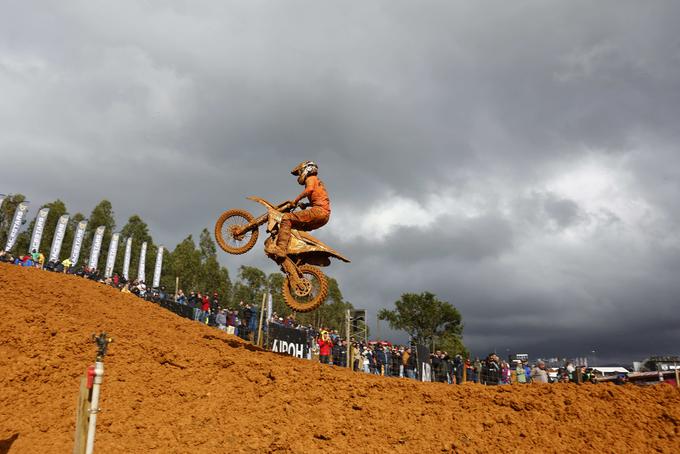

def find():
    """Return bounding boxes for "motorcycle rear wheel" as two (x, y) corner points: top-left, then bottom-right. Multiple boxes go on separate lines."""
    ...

(282, 265), (328, 313)
(214, 209), (259, 254)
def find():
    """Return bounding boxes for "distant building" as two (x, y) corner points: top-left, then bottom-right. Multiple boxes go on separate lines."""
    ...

(634, 356), (680, 372)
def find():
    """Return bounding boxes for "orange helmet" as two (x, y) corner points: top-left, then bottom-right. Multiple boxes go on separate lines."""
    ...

(291, 161), (318, 185)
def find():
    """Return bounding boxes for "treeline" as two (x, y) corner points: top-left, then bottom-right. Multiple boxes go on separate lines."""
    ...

(0, 195), (356, 332)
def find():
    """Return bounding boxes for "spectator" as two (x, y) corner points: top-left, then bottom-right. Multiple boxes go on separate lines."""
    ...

(515, 362), (527, 384)
(482, 354), (501, 385)
(352, 343), (361, 371)
(501, 361), (511, 384)
(215, 309), (227, 330)
(211, 292), (219, 314)
(374, 345), (386, 375)
(318, 331), (333, 364)
(391, 347), (402, 377)
(362, 347), (371, 373)
(332, 339), (348, 367)
(200, 296), (210, 323)
(453, 355), (463, 384)
(531, 361), (549, 383)
(403, 347), (414, 379)
(176, 289), (186, 305)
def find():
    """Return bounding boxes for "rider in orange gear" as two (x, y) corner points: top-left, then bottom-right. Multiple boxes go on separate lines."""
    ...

(272, 161), (331, 258)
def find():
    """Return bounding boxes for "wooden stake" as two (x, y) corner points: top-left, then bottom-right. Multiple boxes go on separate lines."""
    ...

(73, 375), (91, 454)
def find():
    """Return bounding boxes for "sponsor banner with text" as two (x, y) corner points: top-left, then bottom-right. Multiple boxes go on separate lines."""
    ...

(49, 215), (69, 262)
(28, 207), (50, 253)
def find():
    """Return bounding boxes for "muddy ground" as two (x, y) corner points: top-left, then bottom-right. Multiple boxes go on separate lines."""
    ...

(1, 262), (679, 453)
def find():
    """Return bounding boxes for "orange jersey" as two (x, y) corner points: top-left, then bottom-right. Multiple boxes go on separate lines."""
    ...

(296, 175), (331, 213)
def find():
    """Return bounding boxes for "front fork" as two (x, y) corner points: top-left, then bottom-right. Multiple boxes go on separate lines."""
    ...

(233, 213), (267, 237)
(281, 257), (310, 297)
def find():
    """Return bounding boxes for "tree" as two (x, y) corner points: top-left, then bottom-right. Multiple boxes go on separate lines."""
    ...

(0, 194), (27, 251)
(232, 265), (267, 306)
(199, 228), (216, 262)
(82, 200), (116, 270)
(378, 292), (465, 354)
(165, 235), (201, 291)
(315, 277), (353, 331)
(164, 231), (231, 300)
(266, 272), (288, 316)
(197, 228), (230, 298)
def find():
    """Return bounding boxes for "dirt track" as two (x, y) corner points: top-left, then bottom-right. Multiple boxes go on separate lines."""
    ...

(1, 263), (680, 453)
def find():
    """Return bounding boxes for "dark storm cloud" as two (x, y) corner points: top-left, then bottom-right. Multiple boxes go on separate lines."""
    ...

(2, 0), (680, 362)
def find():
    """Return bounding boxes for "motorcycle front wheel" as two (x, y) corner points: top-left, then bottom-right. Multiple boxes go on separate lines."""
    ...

(214, 209), (259, 254)
(282, 265), (328, 313)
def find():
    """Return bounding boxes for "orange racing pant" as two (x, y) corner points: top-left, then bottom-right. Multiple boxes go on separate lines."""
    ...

(276, 206), (330, 251)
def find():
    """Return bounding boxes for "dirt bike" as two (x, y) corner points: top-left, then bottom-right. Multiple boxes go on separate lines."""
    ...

(214, 197), (350, 313)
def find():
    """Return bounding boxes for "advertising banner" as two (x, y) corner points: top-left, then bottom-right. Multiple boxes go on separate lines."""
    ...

(4, 201), (29, 251)
(152, 245), (164, 288)
(87, 226), (106, 270)
(28, 207), (50, 253)
(104, 232), (120, 278)
(137, 241), (147, 283)
(122, 237), (132, 280)
(70, 220), (88, 265)
(48, 215), (69, 262)
(268, 323), (309, 359)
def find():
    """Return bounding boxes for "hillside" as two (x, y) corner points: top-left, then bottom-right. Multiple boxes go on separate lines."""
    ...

(1, 262), (679, 453)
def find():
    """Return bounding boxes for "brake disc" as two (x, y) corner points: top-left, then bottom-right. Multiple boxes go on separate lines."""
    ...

(294, 278), (312, 298)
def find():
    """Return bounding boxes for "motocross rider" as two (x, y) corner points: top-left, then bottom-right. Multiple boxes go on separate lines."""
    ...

(271, 161), (331, 258)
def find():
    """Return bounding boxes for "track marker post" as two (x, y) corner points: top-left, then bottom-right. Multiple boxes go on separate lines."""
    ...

(73, 333), (113, 454)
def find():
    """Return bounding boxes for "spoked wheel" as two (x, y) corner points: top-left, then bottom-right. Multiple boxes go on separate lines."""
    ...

(282, 265), (328, 313)
(214, 209), (259, 254)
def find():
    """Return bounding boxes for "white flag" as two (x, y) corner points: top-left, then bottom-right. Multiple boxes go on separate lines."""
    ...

(137, 241), (147, 283)
(152, 245), (164, 288)
(70, 220), (88, 265)
(88, 226), (106, 270)
(267, 293), (273, 323)
(122, 237), (132, 280)
(49, 215), (69, 262)
(28, 207), (50, 253)
(4, 201), (29, 252)
(104, 232), (120, 278)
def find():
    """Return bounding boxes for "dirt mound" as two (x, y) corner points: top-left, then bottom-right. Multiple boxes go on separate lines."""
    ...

(1, 263), (680, 453)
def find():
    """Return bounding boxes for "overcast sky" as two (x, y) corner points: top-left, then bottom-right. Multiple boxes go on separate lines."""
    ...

(2, 1), (680, 363)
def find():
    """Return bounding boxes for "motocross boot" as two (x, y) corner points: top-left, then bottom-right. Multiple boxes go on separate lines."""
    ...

(272, 218), (292, 258)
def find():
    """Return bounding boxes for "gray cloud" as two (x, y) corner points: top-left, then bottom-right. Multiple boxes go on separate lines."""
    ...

(2, 0), (680, 363)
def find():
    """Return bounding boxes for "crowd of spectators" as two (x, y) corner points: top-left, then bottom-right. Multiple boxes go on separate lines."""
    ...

(2, 249), (609, 385)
